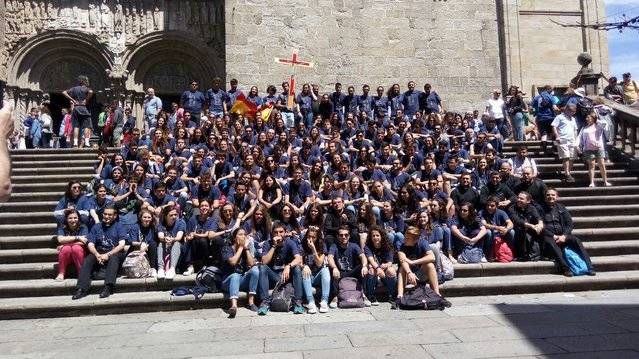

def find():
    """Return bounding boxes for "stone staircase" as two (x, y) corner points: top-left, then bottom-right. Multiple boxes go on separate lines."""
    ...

(1, 142), (638, 319)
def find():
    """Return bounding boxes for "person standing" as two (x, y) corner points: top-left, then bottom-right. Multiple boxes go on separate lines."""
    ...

(506, 86), (528, 142)
(552, 104), (579, 183)
(401, 81), (422, 119)
(206, 77), (228, 118)
(0, 101), (14, 201)
(180, 80), (206, 125)
(532, 85), (558, 152)
(486, 89), (508, 139)
(143, 88), (162, 134)
(62, 75), (94, 148)
(621, 72), (639, 106)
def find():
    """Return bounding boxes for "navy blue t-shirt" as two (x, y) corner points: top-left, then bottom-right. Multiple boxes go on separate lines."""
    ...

(329, 242), (363, 272)
(300, 243), (328, 273)
(262, 238), (299, 270)
(364, 245), (394, 265)
(88, 221), (126, 253)
(399, 239), (431, 268)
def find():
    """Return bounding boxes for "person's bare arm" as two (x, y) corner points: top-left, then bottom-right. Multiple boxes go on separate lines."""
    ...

(0, 102), (15, 202)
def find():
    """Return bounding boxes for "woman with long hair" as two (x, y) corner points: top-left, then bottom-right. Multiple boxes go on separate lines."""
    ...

(129, 208), (158, 277)
(364, 226), (397, 305)
(430, 198), (454, 262)
(156, 205), (186, 279)
(55, 209), (88, 281)
(300, 227), (331, 314)
(184, 200), (215, 275)
(355, 202), (377, 249)
(54, 180), (89, 227)
(450, 202), (488, 263)
(220, 228), (259, 318)
(258, 174), (283, 218)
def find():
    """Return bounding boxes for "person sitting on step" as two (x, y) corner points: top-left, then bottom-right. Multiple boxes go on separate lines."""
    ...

(72, 204), (127, 300)
(55, 209), (88, 281)
(540, 188), (595, 277)
(220, 228), (260, 319)
(508, 192), (544, 262)
(327, 225), (370, 308)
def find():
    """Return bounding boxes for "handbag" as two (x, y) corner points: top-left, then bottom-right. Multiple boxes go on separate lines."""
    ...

(492, 236), (514, 263)
(457, 246), (484, 264)
(122, 250), (151, 278)
(563, 247), (588, 276)
(439, 254), (454, 281)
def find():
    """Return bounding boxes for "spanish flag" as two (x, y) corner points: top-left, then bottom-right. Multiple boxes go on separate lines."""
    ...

(230, 92), (258, 119)
(260, 103), (274, 123)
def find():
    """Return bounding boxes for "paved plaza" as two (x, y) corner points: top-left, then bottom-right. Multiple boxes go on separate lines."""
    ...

(0, 289), (638, 359)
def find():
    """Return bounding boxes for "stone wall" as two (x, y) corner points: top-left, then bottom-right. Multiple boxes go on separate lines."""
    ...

(503, 0), (609, 96)
(225, 0), (501, 112)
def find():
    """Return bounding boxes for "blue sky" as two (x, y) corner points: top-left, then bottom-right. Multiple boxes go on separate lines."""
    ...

(606, 0), (639, 77)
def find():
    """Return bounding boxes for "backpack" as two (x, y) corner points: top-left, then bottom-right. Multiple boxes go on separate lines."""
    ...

(457, 246), (484, 264)
(399, 285), (449, 310)
(440, 254), (455, 281)
(337, 277), (365, 309)
(563, 247), (589, 276)
(195, 266), (223, 293)
(270, 281), (295, 312)
(170, 286), (209, 300)
(492, 236), (514, 263)
(122, 251), (151, 278)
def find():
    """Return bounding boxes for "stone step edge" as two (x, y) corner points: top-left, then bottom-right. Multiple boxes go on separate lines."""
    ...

(0, 270), (638, 319)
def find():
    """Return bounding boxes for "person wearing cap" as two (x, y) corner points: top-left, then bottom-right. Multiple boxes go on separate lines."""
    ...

(621, 73), (638, 105)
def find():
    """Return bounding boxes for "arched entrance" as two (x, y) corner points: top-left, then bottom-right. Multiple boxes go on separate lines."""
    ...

(123, 31), (223, 118)
(6, 30), (112, 132)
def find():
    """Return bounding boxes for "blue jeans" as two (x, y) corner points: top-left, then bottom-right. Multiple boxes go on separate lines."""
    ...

(512, 112), (525, 142)
(222, 266), (259, 299)
(389, 232), (405, 250)
(302, 267), (331, 303)
(366, 271), (397, 301)
(259, 265), (303, 306)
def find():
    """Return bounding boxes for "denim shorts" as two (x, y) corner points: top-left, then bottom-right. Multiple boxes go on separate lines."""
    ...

(583, 149), (606, 160)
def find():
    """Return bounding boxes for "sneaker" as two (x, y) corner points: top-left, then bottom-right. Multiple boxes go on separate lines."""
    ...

(391, 297), (401, 310)
(307, 303), (318, 314)
(246, 303), (259, 312)
(480, 256), (488, 263)
(293, 305), (305, 314)
(157, 268), (166, 279)
(329, 299), (338, 309)
(149, 268), (157, 278)
(166, 268), (176, 280)
(183, 265), (194, 276)
(589, 182), (595, 187)
(565, 175), (576, 183)
(257, 305), (269, 316)
(370, 298), (380, 306)
(319, 301), (329, 313)
(228, 306), (237, 319)
(605, 181), (612, 187)
(363, 297), (372, 307)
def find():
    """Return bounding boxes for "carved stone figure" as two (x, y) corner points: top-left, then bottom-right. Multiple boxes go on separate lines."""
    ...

(153, 0), (161, 30)
(114, 0), (124, 34)
(99, 0), (111, 32)
(88, 3), (97, 30)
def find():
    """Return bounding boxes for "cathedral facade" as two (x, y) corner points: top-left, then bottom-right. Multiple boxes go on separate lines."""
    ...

(0, 0), (608, 126)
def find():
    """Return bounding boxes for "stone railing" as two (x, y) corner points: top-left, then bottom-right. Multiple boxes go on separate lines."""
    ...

(600, 98), (639, 158)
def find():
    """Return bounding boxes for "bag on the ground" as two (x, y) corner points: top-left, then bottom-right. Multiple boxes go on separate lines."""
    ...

(457, 246), (484, 264)
(337, 277), (365, 309)
(195, 266), (223, 293)
(270, 281), (295, 312)
(492, 236), (514, 263)
(563, 247), (589, 276)
(122, 250), (151, 278)
(399, 284), (449, 310)
(170, 286), (208, 300)
(440, 254), (455, 281)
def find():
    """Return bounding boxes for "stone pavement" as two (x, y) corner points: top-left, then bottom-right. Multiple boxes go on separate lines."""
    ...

(0, 290), (638, 359)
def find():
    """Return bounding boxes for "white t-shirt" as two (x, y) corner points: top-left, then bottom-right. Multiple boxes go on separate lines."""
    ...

(486, 98), (505, 119)
(551, 113), (578, 144)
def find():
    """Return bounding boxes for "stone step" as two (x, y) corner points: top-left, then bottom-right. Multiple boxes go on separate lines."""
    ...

(585, 240), (639, 256)
(2, 254), (636, 282)
(0, 201), (57, 212)
(12, 174), (94, 184)
(11, 167), (95, 176)
(538, 169), (630, 181)
(565, 204), (639, 217)
(0, 270), (638, 319)
(0, 248), (57, 264)
(453, 255), (639, 278)
(536, 162), (626, 170)
(0, 235), (55, 250)
(12, 183), (82, 193)
(7, 192), (62, 201)
(0, 212), (54, 225)
(13, 160), (97, 168)
(10, 147), (118, 155)
(10, 153), (100, 162)
(0, 223), (56, 237)
(557, 185), (639, 196)
(559, 194), (639, 206)
(545, 176), (639, 187)
(573, 227), (639, 241)
(572, 215), (639, 229)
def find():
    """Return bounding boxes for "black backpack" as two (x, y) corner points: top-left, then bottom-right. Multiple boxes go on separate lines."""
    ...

(400, 285), (449, 310)
(195, 266), (223, 293)
(270, 281), (295, 312)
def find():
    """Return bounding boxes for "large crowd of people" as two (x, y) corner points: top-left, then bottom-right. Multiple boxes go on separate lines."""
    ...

(44, 74), (623, 317)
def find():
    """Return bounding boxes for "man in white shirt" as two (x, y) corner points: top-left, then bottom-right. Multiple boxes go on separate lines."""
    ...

(0, 101), (13, 201)
(486, 89), (507, 138)
(551, 104), (579, 183)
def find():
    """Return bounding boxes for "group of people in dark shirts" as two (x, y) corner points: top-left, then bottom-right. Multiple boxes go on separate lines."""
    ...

(53, 78), (595, 317)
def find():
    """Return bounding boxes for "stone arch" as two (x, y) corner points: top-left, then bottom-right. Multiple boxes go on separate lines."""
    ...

(7, 30), (112, 93)
(122, 31), (223, 95)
